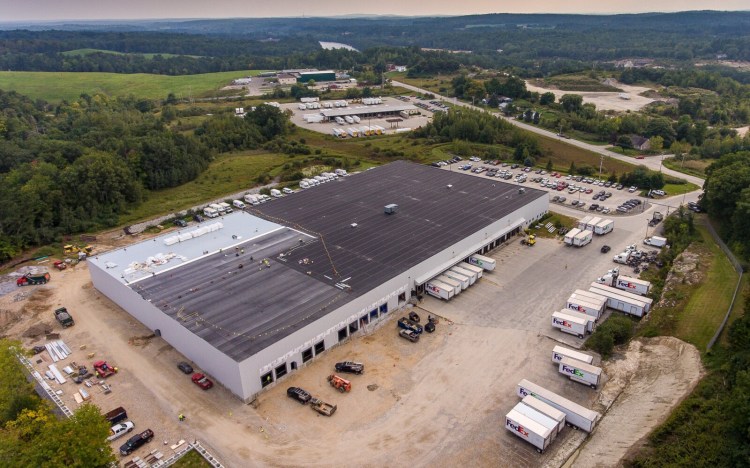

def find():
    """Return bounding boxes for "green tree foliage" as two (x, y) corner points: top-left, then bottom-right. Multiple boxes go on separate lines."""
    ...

(618, 165), (665, 190)
(539, 92), (556, 105)
(560, 94), (584, 113)
(703, 152), (750, 259)
(585, 315), (635, 358)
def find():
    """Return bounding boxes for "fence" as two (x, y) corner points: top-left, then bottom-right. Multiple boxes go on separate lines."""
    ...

(703, 219), (745, 351)
(16, 351), (74, 418)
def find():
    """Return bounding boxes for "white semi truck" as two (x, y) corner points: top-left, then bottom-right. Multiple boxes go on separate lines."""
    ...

(468, 254), (496, 271)
(552, 345), (594, 365)
(644, 235), (667, 248)
(505, 408), (553, 453)
(517, 379), (601, 432)
(425, 281), (454, 300)
(597, 271), (652, 296)
(559, 357), (603, 389)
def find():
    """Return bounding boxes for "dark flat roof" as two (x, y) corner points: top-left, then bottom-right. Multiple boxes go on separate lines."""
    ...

(134, 161), (546, 362)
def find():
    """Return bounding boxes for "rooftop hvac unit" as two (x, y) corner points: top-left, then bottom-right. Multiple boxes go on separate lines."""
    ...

(384, 204), (399, 215)
(518, 188), (526, 194)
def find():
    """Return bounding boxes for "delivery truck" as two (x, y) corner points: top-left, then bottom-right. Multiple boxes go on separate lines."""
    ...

(558, 309), (594, 333)
(244, 194), (259, 205)
(585, 217), (602, 231)
(589, 283), (651, 317)
(564, 228), (582, 246)
(468, 254), (496, 271)
(559, 357), (603, 389)
(594, 219), (614, 235)
(435, 275), (462, 295)
(552, 345), (594, 365)
(643, 236), (667, 248)
(450, 266), (477, 285)
(460, 263), (484, 279)
(521, 395), (566, 434)
(232, 200), (246, 209)
(577, 216), (592, 231)
(613, 251), (631, 264)
(517, 379), (601, 432)
(441, 270), (470, 289)
(425, 281), (454, 300)
(511, 402), (561, 438)
(572, 230), (593, 247)
(566, 296), (604, 321)
(203, 207), (219, 218)
(505, 408), (553, 453)
(551, 311), (589, 338)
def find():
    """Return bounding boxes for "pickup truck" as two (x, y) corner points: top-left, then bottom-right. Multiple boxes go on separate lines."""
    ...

(397, 317), (423, 334)
(399, 329), (420, 343)
(107, 421), (134, 441)
(119, 429), (154, 456)
(54, 307), (74, 327)
(309, 398), (337, 416)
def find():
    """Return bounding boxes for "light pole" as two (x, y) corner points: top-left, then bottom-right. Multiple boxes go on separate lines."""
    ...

(598, 154), (604, 183)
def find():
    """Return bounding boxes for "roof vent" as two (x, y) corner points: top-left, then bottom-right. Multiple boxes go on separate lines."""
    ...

(384, 204), (399, 215)
(518, 188), (525, 194)
(447, 184), (453, 189)
(351, 223), (358, 228)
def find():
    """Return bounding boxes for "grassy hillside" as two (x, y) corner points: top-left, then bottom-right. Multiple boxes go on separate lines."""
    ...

(61, 48), (200, 59)
(0, 70), (263, 102)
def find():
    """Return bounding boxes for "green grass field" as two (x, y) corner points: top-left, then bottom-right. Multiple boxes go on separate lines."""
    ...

(0, 69), (264, 102)
(663, 157), (714, 178)
(61, 48), (200, 59)
(675, 225), (740, 349)
(387, 72), (456, 94)
(535, 134), (636, 175)
(171, 450), (212, 468)
(536, 74), (623, 92)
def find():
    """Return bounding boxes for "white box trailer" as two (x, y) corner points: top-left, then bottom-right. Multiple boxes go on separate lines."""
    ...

(559, 357), (603, 389)
(577, 216), (592, 231)
(435, 275), (462, 295)
(559, 309), (595, 333)
(590, 282), (653, 311)
(517, 379), (601, 432)
(594, 219), (614, 235)
(468, 254), (496, 271)
(505, 409), (553, 453)
(460, 263), (484, 279)
(512, 402), (561, 438)
(566, 296), (604, 321)
(441, 270), (470, 289)
(644, 235), (667, 248)
(450, 266), (477, 285)
(522, 395), (566, 434)
(573, 289), (607, 306)
(552, 345), (594, 365)
(585, 216), (602, 231)
(203, 207), (219, 218)
(589, 284), (650, 317)
(572, 230), (593, 247)
(564, 228), (582, 246)
(614, 275), (651, 296)
(552, 311), (589, 338)
(425, 281), (454, 300)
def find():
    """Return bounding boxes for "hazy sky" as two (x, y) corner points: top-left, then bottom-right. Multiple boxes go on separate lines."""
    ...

(3, 0), (750, 21)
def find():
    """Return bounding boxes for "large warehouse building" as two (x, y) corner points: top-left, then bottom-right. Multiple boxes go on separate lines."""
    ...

(88, 161), (548, 402)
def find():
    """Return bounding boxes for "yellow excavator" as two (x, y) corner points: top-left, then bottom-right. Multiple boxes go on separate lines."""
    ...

(521, 234), (536, 246)
(64, 244), (94, 256)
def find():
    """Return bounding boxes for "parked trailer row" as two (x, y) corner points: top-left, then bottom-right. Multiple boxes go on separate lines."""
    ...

(591, 281), (654, 311)
(552, 345), (594, 365)
(451, 265), (480, 283)
(517, 379), (601, 432)
(460, 263), (484, 279)
(588, 283), (651, 318)
(521, 395), (566, 434)
(559, 357), (603, 389)
(467, 254), (496, 271)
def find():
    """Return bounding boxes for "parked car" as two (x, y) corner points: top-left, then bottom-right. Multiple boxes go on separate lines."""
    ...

(628, 186), (637, 193)
(616, 184), (624, 190)
(174, 219), (188, 228)
(335, 361), (364, 375)
(589, 204), (599, 211)
(287, 387), (312, 404)
(601, 245), (611, 253)
(177, 362), (193, 374)
(107, 422), (135, 442)
(578, 202), (586, 208)
(191, 373), (213, 390)
(193, 214), (205, 223)
(120, 429), (154, 456)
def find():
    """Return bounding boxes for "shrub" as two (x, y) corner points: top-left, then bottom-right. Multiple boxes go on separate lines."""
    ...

(585, 314), (635, 358)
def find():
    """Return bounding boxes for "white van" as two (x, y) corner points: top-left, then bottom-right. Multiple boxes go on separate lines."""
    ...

(270, 189), (282, 198)
(300, 180), (310, 189)
(232, 200), (246, 209)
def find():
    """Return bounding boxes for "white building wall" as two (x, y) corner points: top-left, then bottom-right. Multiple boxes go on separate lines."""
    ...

(88, 262), (244, 398)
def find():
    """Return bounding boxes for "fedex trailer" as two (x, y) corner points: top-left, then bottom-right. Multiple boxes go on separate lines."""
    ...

(449, 266), (476, 285)
(573, 289), (607, 305)
(442, 270), (470, 289)
(594, 219), (614, 235)
(505, 409), (553, 453)
(517, 379), (601, 432)
(559, 357), (603, 389)
(614, 275), (651, 296)
(558, 309), (595, 333)
(566, 296), (604, 321)
(552, 311), (588, 338)
(522, 395), (566, 434)
(425, 281), (454, 300)
(435, 275), (462, 295)
(552, 345), (594, 365)
(564, 228), (582, 246)
(460, 263), (484, 279)
(468, 254), (496, 271)
(511, 402), (561, 438)
(590, 282), (652, 315)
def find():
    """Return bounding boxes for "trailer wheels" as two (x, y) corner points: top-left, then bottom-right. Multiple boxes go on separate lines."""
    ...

(590, 384), (597, 389)
(578, 334), (584, 339)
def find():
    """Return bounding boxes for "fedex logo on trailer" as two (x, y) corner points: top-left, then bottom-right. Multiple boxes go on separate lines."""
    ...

(553, 352), (564, 362)
(617, 279), (636, 290)
(469, 257), (484, 268)
(506, 419), (529, 437)
(426, 284), (440, 294)
(569, 303), (585, 312)
(561, 364), (585, 378)
(553, 317), (571, 328)
(518, 386), (536, 398)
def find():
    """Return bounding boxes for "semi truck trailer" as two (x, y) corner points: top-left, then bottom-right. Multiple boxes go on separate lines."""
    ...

(521, 395), (566, 434)
(435, 275), (462, 295)
(566, 296), (605, 321)
(425, 281), (454, 300)
(597, 272), (652, 296)
(511, 402), (561, 438)
(559, 357), (603, 389)
(450, 266), (477, 285)
(441, 270), (470, 289)
(505, 408), (553, 453)
(551, 311), (589, 338)
(517, 379), (601, 432)
(552, 345), (594, 365)
(558, 309), (595, 333)
(467, 254), (496, 271)
(460, 263), (484, 279)
(589, 283), (651, 317)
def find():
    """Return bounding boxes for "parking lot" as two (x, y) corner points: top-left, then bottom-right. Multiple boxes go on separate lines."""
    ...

(281, 95), (434, 136)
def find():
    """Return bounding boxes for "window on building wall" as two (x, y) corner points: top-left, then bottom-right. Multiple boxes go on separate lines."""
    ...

(380, 303), (388, 314)
(349, 321), (359, 334)
(338, 327), (348, 342)
(302, 348), (313, 363)
(369, 309), (378, 321)
(275, 363), (287, 379)
(360, 314), (369, 327)
(314, 341), (325, 355)
(398, 292), (406, 304)
(261, 371), (273, 388)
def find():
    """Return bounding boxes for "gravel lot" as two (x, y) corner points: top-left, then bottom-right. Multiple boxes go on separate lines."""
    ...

(524, 81), (656, 112)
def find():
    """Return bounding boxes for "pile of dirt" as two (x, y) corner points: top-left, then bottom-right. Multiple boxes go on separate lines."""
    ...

(658, 249), (705, 307)
(23, 322), (52, 338)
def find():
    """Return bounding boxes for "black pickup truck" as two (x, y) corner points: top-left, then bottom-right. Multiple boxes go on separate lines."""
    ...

(119, 429), (154, 456)
(54, 307), (74, 327)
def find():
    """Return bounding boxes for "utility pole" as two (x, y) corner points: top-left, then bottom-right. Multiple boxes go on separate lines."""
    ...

(598, 154), (604, 183)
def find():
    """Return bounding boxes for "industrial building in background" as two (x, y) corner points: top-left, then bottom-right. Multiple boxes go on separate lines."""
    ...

(88, 161), (548, 402)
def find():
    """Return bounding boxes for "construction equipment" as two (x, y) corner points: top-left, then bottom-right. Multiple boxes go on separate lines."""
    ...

(521, 234), (537, 246)
(53, 261), (67, 271)
(327, 374), (351, 393)
(16, 272), (50, 287)
(93, 360), (117, 378)
(63, 245), (93, 257)
(310, 398), (337, 416)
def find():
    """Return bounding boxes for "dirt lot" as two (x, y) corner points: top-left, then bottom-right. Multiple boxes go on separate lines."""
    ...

(525, 81), (655, 112)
